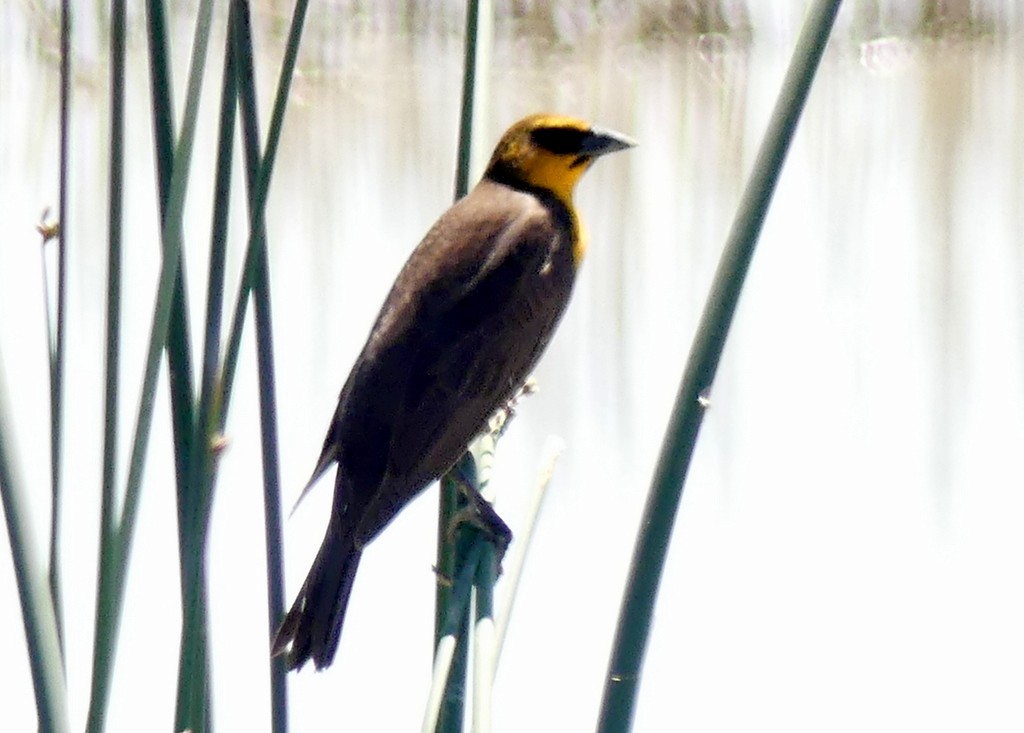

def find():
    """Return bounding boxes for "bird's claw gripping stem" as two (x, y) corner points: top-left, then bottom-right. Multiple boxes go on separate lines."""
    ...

(446, 467), (512, 564)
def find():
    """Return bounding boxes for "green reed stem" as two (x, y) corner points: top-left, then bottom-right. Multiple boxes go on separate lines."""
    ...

(87, 0), (125, 726)
(595, 2), (844, 731)
(45, 0), (73, 664)
(168, 7), (236, 733)
(436, 460), (475, 733)
(142, 2), (209, 726)
(0, 360), (69, 732)
(221, 0), (311, 418)
(145, 0), (197, 476)
(144, 0), (200, 613)
(86, 1), (215, 729)
(230, 1), (289, 728)
(471, 540), (497, 732)
(452, 0), (481, 202)
(435, 3), (486, 730)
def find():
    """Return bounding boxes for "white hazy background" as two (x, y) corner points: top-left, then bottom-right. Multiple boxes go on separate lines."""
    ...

(3, 1), (1024, 731)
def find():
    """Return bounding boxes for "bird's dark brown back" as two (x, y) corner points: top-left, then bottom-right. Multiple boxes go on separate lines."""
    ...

(329, 178), (578, 546)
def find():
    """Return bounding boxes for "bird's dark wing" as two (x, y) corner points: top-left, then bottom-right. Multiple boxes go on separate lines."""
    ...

(296, 182), (533, 503)
(350, 185), (577, 545)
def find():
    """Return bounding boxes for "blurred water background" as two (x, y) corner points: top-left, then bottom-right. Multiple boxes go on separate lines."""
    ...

(2, 1), (1024, 730)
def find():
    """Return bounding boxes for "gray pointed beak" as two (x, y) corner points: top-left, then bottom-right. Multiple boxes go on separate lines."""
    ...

(581, 125), (637, 157)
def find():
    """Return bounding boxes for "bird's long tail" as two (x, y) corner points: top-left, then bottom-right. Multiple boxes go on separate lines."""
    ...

(272, 518), (362, 671)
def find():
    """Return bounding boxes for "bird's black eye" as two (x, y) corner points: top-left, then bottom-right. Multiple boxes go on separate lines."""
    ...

(530, 126), (588, 156)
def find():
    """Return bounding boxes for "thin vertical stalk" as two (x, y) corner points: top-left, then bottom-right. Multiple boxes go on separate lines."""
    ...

(172, 6), (241, 731)
(452, 0), (481, 202)
(231, 2), (290, 729)
(86, 0), (126, 727)
(436, 3), (485, 731)
(220, 0), (312, 417)
(422, 540), (485, 733)
(47, 0), (73, 663)
(471, 543), (497, 733)
(436, 0), (482, 647)
(86, 1), (216, 729)
(435, 472), (472, 733)
(145, 0), (175, 191)
(144, 0), (199, 601)
(144, 0), (197, 426)
(491, 437), (562, 673)
(175, 562), (211, 733)
(595, 2), (843, 731)
(0, 360), (69, 732)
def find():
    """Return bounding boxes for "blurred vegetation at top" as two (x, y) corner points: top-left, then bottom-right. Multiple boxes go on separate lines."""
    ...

(10, 0), (1020, 73)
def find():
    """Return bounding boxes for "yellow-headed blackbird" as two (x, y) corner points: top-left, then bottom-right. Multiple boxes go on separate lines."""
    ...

(272, 113), (634, 670)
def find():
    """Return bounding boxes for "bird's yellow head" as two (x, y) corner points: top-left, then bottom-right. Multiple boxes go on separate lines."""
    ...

(484, 114), (635, 206)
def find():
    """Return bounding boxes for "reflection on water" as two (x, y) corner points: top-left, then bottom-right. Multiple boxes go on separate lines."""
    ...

(2, 4), (1023, 732)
